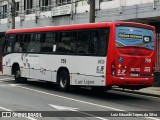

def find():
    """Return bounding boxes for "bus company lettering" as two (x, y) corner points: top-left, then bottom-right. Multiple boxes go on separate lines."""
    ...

(98, 59), (105, 64)
(144, 67), (150, 72)
(145, 58), (151, 63)
(130, 68), (140, 72)
(119, 33), (142, 39)
(28, 55), (39, 58)
(75, 79), (95, 85)
(21, 54), (39, 65)
(96, 66), (104, 74)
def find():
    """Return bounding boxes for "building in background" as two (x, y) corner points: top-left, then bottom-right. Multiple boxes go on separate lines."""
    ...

(0, 0), (160, 31)
(0, 0), (160, 72)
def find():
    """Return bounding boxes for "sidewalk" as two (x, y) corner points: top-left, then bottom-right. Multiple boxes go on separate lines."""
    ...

(112, 87), (160, 98)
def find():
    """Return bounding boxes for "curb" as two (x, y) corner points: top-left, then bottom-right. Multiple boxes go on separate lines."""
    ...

(112, 88), (160, 98)
(0, 71), (8, 76)
(0, 73), (6, 76)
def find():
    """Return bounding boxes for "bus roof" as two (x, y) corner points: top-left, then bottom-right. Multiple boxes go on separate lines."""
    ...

(6, 21), (155, 34)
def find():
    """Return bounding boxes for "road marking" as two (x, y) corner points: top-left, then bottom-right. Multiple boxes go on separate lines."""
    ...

(49, 104), (108, 120)
(10, 84), (123, 111)
(0, 78), (12, 81)
(0, 107), (12, 111)
(0, 106), (37, 120)
(10, 84), (24, 86)
(147, 117), (160, 120)
(0, 84), (14, 87)
(10, 84), (160, 120)
(5, 84), (160, 120)
(49, 104), (79, 111)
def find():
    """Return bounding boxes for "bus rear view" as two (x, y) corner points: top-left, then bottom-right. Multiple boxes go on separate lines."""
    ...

(108, 22), (155, 90)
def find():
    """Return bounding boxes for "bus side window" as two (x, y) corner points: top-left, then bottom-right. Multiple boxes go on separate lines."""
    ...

(77, 31), (88, 54)
(89, 31), (98, 54)
(41, 32), (57, 53)
(27, 33), (41, 53)
(14, 34), (22, 52)
(14, 34), (28, 53)
(57, 31), (76, 53)
(22, 34), (29, 52)
(4, 34), (15, 53)
(98, 28), (110, 56)
(77, 30), (98, 55)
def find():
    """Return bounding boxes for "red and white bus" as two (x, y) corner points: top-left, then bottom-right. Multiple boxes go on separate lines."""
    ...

(2, 22), (156, 91)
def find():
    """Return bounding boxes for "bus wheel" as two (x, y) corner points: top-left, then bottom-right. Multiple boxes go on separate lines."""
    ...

(58, 71), (70, 91)
(14, 69), (27, 83)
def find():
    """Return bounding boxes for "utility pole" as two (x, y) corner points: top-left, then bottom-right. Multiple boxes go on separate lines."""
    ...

(11, 0), (16, 29)
(88, 0), (95, 23)
(6, 0), (16, 29)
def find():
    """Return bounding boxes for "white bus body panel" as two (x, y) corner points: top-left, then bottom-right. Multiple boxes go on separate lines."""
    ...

(3, 53), (106, 86)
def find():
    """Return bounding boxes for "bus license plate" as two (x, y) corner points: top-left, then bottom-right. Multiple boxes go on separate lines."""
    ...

(130, 73), (139, 77)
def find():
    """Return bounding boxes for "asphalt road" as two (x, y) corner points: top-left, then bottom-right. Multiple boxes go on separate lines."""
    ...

(0, 76), (160, 120)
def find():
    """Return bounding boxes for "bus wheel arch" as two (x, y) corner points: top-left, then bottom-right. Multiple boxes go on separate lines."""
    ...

(12, 63), (20, 75)
(57, 67), (70, 91)
(12, 62), (27, 83)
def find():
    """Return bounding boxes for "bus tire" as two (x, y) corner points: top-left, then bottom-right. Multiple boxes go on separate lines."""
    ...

(57, 70), (70, 91)
(14, 69), (27, 83)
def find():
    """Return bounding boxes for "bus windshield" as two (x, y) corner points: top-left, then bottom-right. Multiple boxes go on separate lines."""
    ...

(116, 26), (154, 51)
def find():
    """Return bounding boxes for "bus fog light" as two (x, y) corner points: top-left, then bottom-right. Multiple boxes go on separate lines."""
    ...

(111, 61), (116, 76)
(112, 71), (115, 76)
